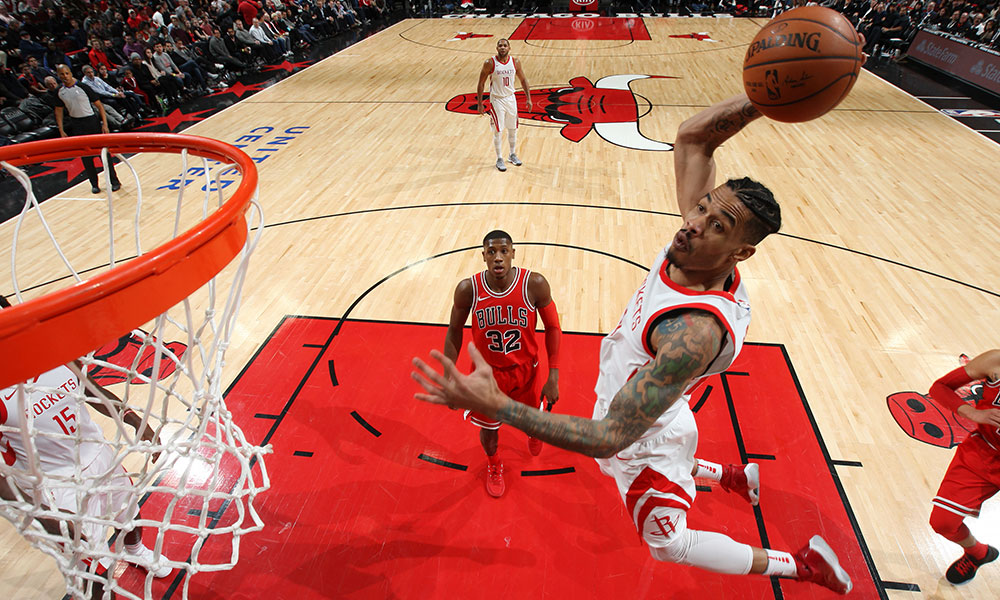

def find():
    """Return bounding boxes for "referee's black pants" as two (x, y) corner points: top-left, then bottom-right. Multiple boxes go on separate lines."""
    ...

(66, 115), (120, 189)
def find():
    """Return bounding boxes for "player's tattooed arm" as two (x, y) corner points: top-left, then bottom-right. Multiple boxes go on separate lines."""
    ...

(674, 94), (762, 216)
(493, 311), (723, 458)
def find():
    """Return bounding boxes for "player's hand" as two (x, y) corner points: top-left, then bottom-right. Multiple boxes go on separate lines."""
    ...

(967, 407), (1000, 428)
(540, 371), (558, 409)
(478, 102), (486, 115)
(101, 122), (109, 134)
(525, 98), (533, 113)
(412, 342), (506, 418)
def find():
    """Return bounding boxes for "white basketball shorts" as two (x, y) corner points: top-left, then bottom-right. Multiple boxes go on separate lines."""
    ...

(594, 402), (699, 549)
(489, 94), (519, 132)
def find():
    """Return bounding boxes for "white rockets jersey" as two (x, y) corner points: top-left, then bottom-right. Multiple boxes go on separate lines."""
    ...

(489, 56), (517, 99)
(592, 245), (751, 440)
(1, 365), (107, 477)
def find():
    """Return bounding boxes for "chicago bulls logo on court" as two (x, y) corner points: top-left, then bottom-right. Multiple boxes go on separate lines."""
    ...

(445, 74), (676, 151)
(886, 358), (981, 448)
(87, 330), (188, 385)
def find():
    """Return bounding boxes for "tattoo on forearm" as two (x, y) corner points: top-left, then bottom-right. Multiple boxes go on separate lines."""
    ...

(709, 100), (760, 143)
(496, 312), (722, 458)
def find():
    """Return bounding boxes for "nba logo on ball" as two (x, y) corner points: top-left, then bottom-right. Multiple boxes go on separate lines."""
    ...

(743, 6), (863, 122)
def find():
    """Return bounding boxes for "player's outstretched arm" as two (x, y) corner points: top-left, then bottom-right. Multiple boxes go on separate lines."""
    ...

(73, 361), (162, 461)
(674, 94), (761, 217)
(413, 311), (722, 458)
(443, 279), (474, 363)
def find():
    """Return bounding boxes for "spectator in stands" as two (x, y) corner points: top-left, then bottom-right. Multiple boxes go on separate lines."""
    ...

(42, 40), (70, 72)
(979, 18), (997, 44)
(152, 41), (201, 95)
(67, 18), (88, 50)
(865, 3), (911, 54)
(249, 16), (284, 60)
(26, 56), (54, 85)
(260, 13), (292, 54)
(949, 11), (975, 37)
(239, 0), (263, 26)
(96, 62), (148, 116)
(168, 39), (218, 89)
(88, 37), (119, 72)
(104, 38), (128, 70)
(17, 61), (46, 96)
(18, 30), (47, 61)
(233, 19), (267, 63)
(208, 27), (248, 71)
(127, 8), (148, 31)
(123, 34), (146, 62)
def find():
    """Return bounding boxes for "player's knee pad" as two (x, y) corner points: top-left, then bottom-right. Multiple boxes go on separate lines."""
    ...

(929, 506), (965, 539)
(648, 532), (691, 564)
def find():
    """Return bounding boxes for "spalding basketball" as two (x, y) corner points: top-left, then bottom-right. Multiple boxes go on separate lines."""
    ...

(743, 6), (863, 123)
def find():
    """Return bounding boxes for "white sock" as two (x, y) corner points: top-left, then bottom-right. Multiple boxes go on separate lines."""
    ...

(763, 549), (797, 577)
(493, 132), (503, 159)
(694, 459), (723, 481)
(508, 129), (517, 155)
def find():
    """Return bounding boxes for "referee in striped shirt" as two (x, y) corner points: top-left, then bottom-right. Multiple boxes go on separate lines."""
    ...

(53, 64), (121, 194)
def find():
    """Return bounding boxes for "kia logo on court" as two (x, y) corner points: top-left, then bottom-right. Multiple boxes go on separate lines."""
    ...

(446, 74), (675, 151)
(571, 16), (597, 31)
(572, 0), (598, 6)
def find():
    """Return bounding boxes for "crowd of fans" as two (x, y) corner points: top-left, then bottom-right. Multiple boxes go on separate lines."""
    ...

(829, 0), (1000, 54)
(0, 0), (393, 134)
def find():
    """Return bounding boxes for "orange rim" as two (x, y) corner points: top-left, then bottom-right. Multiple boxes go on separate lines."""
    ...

(0, 133), (258, 389)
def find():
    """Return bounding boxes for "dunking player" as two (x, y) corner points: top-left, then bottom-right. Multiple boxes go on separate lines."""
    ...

(444, 231), (560, 497)
(928, 349), (1000, 585)
(476, 38), (532, 172)
(0, 295), (171, 583)
(412, 94), (852, 593)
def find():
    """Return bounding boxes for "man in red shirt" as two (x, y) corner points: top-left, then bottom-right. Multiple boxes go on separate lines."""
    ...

(238, 0), (262, 26)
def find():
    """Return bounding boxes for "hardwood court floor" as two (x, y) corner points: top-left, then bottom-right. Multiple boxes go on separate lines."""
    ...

(2, 17), (999, 600)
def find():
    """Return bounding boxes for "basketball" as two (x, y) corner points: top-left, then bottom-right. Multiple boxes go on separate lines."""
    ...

(743, 6), (863, 123)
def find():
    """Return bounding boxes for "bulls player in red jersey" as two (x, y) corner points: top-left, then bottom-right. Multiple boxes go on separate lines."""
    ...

(928, 349), (1000, 585)
(414, 93), (853, 594)
(477, 38), (532, 172)
(444, 230), (560, 497)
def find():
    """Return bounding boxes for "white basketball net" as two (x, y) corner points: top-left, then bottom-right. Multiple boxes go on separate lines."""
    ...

(0, 145), (270, 600)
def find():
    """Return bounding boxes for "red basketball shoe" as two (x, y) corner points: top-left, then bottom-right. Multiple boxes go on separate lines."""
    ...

(486, 462), (505, 498)
(794, 535), (852, 594)
(720, 463), (760, 506)
(528, 437), (542, 456)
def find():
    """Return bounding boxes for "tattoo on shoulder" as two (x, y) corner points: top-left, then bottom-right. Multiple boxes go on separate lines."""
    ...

(607, 312), (723, 444)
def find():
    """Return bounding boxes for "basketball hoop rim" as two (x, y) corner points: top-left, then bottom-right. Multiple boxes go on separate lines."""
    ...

(0, 133), (259, 390)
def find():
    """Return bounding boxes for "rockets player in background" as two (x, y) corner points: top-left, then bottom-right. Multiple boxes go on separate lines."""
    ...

(477, 38), (532, 172)
(414, 94), (852, 594)
(444, 231), (560, 498)
(0, 294), (171, 583)
(928, 349), (1000, 585)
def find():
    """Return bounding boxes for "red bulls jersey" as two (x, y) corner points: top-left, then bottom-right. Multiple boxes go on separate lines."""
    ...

(978, 378), (1000, 451)
(489, 56), (516, 99)
(470, 267), (539, 369)
(592, 245), (751, 440)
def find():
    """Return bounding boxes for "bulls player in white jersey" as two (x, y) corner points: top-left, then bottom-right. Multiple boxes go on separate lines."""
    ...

(444, 230), (561, 497)
(477, 38), (532, 172)
(412, 93), (853, 594)
(0, 294), (170, 586)
(927, 349), (1000, 585)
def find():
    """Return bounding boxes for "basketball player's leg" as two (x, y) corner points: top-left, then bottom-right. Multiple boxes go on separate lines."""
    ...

(640, 500), (851, 593)
(929, 436), (999, 584)
(693, 458), (760, 505)
(500, 95), (522, 166)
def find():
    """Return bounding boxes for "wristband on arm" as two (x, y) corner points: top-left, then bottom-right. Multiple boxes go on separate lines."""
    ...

(928, 366), (974, 414)
(538, 300), (561, 369)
